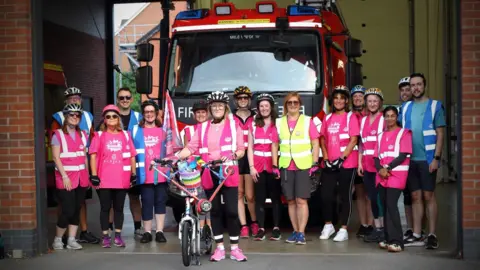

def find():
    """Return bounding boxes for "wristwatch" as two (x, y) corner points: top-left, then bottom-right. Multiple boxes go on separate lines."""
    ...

(434, 155), (441, 161)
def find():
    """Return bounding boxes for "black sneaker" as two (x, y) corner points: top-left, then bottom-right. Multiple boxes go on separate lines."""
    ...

(254, 229), (266, 241)
(356, 225), (367, 237)
(404, 235), (425, 247)
(155, 231), (167, 243)
(140, 232), (153, 243)
(403, 229), (413, 240)
(425, 234), (439, 249)
(365, 225), (374, 236)
(364, 228), (385, 243)
(270, 228), (281, 241)
(78, 231), (100, 244)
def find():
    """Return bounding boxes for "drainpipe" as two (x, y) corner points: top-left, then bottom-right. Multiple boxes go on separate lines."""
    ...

(409, 0), (415, 73)
(443, 0), (453, 184)
(159, 0), (171, 108)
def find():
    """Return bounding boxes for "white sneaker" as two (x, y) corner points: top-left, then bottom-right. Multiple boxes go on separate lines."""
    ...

(67, 237), (83, 250)
(52, 237), (64, 250)
(319, 224), (335, 240)
(333, 228), (349, 242)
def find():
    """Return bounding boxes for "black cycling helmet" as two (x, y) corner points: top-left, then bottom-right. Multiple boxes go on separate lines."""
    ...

(141, 99), (159, 113)
(206, 91), (229, 104)
(192, 100), (208, 112)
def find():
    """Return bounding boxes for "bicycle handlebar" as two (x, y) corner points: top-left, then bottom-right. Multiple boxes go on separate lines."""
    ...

(149, 158), (225, 171)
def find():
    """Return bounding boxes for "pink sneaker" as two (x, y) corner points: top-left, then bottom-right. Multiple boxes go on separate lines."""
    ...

(210, 247), (226, 262)
(230, 248), (247, 261)
(250, 223), (259, 236)
(240, 226), (249, 238)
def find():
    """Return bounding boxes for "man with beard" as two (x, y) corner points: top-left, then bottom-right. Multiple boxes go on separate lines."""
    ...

(400, 73), (445, 249)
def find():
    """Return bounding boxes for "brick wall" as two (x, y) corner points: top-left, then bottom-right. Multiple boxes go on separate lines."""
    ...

(43, 21), (107, 126)
(0, 0), (38, 255)
(461, 0), (480, 260)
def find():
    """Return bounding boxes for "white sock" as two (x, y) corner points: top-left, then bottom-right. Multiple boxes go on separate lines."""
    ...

(325, 224), (334, 228)
(55, 236), (62, 241)
(231, 245), (238, 251)
(362, 224), (368, 227)
(218, 245), (225, 250)
(68, 236), (75, 241)
(413, 233), (421, 238)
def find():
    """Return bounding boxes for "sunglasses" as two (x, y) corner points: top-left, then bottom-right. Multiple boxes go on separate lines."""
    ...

(68, 113), (81, 118)
(118, 96), (132, 101)
(236, 96), (250, 101)
(105, 114), (119, 120)
(287, 100), (300, 106)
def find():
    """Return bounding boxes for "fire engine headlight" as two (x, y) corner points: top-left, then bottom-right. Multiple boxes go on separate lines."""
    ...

(215, 6), (231, 15)
(257, 4), (274, 14)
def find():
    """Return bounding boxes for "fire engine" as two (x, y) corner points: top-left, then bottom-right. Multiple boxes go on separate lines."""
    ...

(135, 0), (363, 225)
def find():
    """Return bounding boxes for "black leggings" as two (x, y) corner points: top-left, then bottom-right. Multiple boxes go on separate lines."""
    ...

(378, 186), (403, 247)
(363, 171), (380, 218)
(321, 168), (355, 226)
(204, 170), (239, 244)
(57, 187), (87, 228)
(254, 171), (282, 228)
(98, 189), (127, 232)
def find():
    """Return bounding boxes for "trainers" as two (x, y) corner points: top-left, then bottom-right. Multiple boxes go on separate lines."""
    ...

(388, 243), (403, 252)
(270, 228), (281, 241)
(230, 248), (247, 262)
(403, 229), (413, 240)
(296, 232), (306, 245)
(319, 224), (335, 240)
(102, 236), (111, 248)
(140, 232), (153, 243)
(114, 235), (126, 247)
(240, 226), (249, 238)
(250, 223), (259, 236)
(253, 229), (265, 241)
(365, 225), (374, 236)
(52, 237), (64, 250)
(378, 240), (388, 249)
(155, 231), (167, 243)
(333, 228), (349, 242)
(425, 234), (439, 249)
(404, 235), (425, 247)
(364, 228), (385, 243)
(210, 247), (226, 262)
(66, 237), (83, 250)
(134, 227), (145, 237)
(79, 231), (100, 244)
(356, 225), (367, 238)
(285, 231), (297, 243)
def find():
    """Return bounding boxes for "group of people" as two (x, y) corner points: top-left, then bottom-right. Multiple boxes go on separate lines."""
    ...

(50, 71), (445, 262)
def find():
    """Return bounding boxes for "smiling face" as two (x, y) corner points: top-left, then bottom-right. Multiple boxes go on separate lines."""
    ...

(210, 102), (226, 119)
(104, 111), (119, 127)
(258, 100), (272, 118)
(235, 94), (250, 109)
(66, 112), (81, 126)
(384, 109), (399, 128)
(352, 92), (364, 108)
(410, 76), (426, 98)
(399, 85), (412, 102)
(66, 94), (81, 105)
(366, 94), (381, 113)
(286, 96), (300, 115)
(333, 93), (348, 111)
(194, 109), (208, 123)
(143, 105), (157, 123)
(117, 90), (132, 110)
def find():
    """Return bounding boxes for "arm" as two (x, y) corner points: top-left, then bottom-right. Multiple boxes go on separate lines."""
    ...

(320, 136), (328, 161)
(342, 136), (358, 159)
(387, 153), (408, 169)
(130, 157), (136, 176)
(233, 125), (246, 160)
(90, 153), (98, 176)
(52, 145), (68, 179)
(435, 127), (444, 158)
(271, 142), (279, 167)
(247, 131), (254, 167)
(311, 138), (319, 164)
(374, 157), (382, 172)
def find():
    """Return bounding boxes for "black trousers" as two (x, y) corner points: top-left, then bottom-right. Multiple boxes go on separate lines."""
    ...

(56, 187), (87, 228)
(204, 170), (239, 244)
(97, 189), (127, 231)
(321, 168), (355, 226)
(364, 171), (380, 218)
(378, 185), (403, 248)
(254, 171), (282, 228)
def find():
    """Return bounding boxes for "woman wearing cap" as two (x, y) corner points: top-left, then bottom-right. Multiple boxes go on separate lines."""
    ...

(51, 104), (89, 250)
(358, 88), (386, 243)
(132, 100), (170, 244)
(375, 106), (412, 252)
(275, 92), (320, 245)
(175, 91), (247, 262)
(232, 86), (258, 238)
(247, 94), (282, 241)
(319, 85), (360, 242)
(89, 105), (137, 248)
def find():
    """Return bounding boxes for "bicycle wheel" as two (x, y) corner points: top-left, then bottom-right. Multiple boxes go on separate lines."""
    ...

(182, 222), (192, 266)
(203, 224), (213, 255)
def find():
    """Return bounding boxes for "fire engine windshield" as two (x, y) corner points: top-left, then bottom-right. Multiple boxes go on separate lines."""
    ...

(167, 31), (321, 94)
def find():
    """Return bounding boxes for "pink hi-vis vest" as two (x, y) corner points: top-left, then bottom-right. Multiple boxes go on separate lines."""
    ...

(234, 113), (254, 149)
(199, 114), (240, 189)
(376, 128), (411, 189)
(251, 122), (275, 173)
(54, 130), (90, 190)
(323, 112), (359, 167)
(360, 114), (384, 173)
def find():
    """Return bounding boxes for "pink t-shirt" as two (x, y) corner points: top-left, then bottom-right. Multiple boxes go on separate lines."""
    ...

(142, 127), (168, 184)
(320, 112), (360, 168)
(187, 121), (245, 161)
(249, 123), (279, 173)
(89, 131), (136, 189)
(286, 118), (320, 170)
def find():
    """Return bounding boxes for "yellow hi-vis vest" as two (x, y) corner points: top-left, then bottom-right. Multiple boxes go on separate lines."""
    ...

(276, 114), (313, 170)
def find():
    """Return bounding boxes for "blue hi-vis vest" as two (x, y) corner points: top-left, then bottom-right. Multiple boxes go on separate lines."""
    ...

(127, 110), (142, 132)
(131, 125), (163, 185)
(400, 99), (442, 164)
(53, 111), (93, 135)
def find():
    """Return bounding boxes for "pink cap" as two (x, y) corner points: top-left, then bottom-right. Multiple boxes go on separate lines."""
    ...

(102, 104), (120, 116)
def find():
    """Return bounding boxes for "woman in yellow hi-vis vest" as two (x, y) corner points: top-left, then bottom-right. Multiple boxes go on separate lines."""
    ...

(274, 92), (320, 245)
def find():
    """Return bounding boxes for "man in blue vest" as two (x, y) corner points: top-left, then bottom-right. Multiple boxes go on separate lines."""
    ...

(51, 86), (99, 244)
(399, 73), (445, 249)
(116, 87), (143, 236)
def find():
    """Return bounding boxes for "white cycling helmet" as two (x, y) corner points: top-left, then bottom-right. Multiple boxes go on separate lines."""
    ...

(206, 91), (229, 104)
(62, 103), (83, 114)
(398, 77), (410, 87)
(64, 87), (82, 97)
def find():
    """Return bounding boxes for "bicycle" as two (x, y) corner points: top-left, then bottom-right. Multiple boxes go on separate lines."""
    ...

(149, 158), (233, 266)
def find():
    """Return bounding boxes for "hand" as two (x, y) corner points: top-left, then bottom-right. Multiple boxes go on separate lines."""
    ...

(309, 165), (319, 177)
(62, 177), (72, 191)
(90, 175), (101, 187)
(130, 175), (137, 188)
(379, 168), (389, 179)
(250, 167), (259, 182)
(332, 158), (344, 169)
(429, 159), (439, 173)
(357, 164), (364, 177)
(272, 168), (280, 179)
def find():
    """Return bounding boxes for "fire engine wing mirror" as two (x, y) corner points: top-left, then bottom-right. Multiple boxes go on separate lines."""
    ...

(274, 48), (292, 62)
(136, 43), (154, 62)
(345, 38), (362, 58)
(135, 66), (152, 94)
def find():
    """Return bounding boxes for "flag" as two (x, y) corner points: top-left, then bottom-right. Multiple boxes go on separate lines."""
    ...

(160, 91), (183, 158)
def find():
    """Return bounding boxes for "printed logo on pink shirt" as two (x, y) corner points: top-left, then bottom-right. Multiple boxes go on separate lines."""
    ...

(107, 139), (122, 152)
(371, 130), (377, 135)
(328, 122), (340, 134)
(145, 135), (160, 158)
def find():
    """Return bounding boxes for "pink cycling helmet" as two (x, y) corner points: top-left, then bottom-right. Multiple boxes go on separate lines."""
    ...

(102, 104), (120, 116)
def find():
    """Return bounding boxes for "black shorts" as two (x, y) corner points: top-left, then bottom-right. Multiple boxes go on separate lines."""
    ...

(128, 185), (141, 196)
(237, 153), (250, 175)
(280, 169), (311, 200)
(407, 160), (438, 192)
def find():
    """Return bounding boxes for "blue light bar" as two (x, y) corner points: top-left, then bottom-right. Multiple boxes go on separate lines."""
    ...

(176, 9), (208, 20)
(287, 5), (319, 16)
